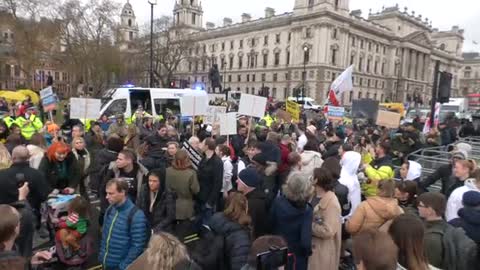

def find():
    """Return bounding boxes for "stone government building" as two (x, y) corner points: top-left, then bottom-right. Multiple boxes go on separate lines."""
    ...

(171, 0), (466, 104)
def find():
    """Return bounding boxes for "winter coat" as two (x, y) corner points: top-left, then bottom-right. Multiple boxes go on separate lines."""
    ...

(0, 162), (50, 209)
(363, 156), (395, 197)
(144, 133), (169, 158)
(99, 198), (148, 270)
(322, 140), (342, 159)
(450, 206), (480, 244)
(300, 150), (323, 177)
(136, 183), (176, 232)
(221, 156), (234, 193)
(339, 151), (362, 219)
(88, 148), (118, 192)
(278, 143), (291, 174)
(270, 195), (313, 270)
(197, 154), (223, 206)
(446, 179), (480, 221)
(246, 188), (269, 238)
(207, 213), (251, 270)
(419, 164), (454, 194)
(346, 196), (404, 235)
(138, 124), (155, 142)
(424, 219), (451, 269)
(165, 166), (199, 220)
(308, 191), (342, 270)
(38, 155), (81, 190)
(26, 144), (44, 169)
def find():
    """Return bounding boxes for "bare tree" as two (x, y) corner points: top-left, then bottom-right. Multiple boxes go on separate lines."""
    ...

(55, 0), (122, 97)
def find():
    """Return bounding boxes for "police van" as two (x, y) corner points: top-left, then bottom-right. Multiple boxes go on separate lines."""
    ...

(100, 87), (208, 120)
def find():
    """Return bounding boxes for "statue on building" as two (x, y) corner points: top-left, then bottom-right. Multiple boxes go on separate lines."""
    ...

(208, 64), (222, 93)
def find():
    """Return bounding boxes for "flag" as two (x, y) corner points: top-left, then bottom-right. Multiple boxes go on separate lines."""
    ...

(325, 65), (354, 112)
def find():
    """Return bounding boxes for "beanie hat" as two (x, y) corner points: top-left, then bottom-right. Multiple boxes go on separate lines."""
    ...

(462, 191), (480, 207)
(238, 167), (261, 188)
(451, 150), (467, 160)
(252, 153), (268, 166)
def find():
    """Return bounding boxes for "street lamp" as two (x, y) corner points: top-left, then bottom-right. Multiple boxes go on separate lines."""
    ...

(148, 0), (157, 88)
(302, 45), (309, 100)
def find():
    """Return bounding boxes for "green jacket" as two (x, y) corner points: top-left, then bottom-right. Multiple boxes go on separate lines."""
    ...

(15, 115), (43, 140)
(424, 220), (449, 269)
(362, 156), (394, 197)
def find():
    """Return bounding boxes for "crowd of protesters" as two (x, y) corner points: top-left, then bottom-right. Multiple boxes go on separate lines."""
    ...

(0, 100), (479, 270)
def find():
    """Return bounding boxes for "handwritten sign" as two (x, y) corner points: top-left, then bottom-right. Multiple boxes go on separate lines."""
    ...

(204, 106), (227, 124)
(376, 110), (401, 129)
(286, 100), (300, 122)
(219, 113), (238, 135)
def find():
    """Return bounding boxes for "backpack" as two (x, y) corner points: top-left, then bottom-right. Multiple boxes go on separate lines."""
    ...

(181, 226), (226, 270)
(333, 181), (351, 217)
(431, 224), (479, 270)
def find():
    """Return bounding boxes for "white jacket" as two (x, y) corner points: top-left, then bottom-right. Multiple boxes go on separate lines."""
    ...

(221, 156), (233, 193)
(446, 178), (480, 221)
(339, 151), (362, 219)
(300, 150), (323, 177)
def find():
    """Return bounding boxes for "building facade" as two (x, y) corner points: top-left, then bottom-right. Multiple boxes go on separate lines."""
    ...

(171, 0), (464, 104)
(460, 52), (480, 95)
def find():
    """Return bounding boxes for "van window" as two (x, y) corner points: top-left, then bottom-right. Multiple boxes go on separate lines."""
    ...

(104, 99), (127, 117)
(154, 99), (181, 116)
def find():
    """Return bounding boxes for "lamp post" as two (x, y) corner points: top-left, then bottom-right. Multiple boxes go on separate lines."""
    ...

(148, 0), (157, 88)
(302, 45), (309, 100)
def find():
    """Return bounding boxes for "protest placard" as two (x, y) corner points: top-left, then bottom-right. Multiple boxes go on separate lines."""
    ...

(327, 106), (345, 121)
(219, 112), (237, 135)
(286, 100), (301, 122)
(204, 106), (227, 124)
(376, 110), (401, 129)
(238, 94), (267, 118)
(352, 99), (379, 120)
(180, 95), (208, 116)
(40, 86), (53, 99)
(40, 86), (58, 112)
(70, 98), (101, 120)
(276, 109), (292, 123)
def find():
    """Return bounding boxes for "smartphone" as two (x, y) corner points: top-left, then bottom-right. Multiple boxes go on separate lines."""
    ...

(256, 246), (288, 270)
(15, 173), (26, 188)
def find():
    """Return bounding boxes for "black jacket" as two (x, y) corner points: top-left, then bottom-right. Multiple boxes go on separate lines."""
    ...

(137, 183), (176, 232)
(145, 133), (169, 158)
(197, 154), (223, 206)
(0, 162), (50, 209)
(38, 156), (81, 190)
(450, 206), (480, 244)
(323, 140), (342, 159)
(419, 164), (453, 194)
(208, 213), (251, 270)
(231, 134), (246, 158)
(245, 189), (269, 238)
(88, 148), (118, 192)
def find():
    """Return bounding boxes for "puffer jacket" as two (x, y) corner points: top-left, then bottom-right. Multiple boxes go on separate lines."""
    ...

(363, 155), (394, 197)
(207, 213), (251, 270)
(99, 198), (148, 270)
(300, 150), (323, 177)
(450, 206), (480, 244)
(346, 196), (404, 235)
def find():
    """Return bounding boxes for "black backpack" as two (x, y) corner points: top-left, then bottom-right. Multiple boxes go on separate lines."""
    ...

(333, 181), (351, 217)
(181, 226), (225, 270)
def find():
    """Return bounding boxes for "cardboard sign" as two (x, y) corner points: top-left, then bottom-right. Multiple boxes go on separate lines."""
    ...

(352, 99), (379, 120)
(276, 109), (292, 123)
(219, 112), (237, 135)
(376, 110), (401, 129)
(39, 86), (53, 99)
(204, 106), (227, 124)
(70, 98), (101, 120)
(327, 106), (345, 121)
(286, 100), (300, 122)
(180, 95), (208, 116)
(238, 94), (267, 118)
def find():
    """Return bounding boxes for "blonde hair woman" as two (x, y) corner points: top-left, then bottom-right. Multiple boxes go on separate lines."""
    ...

(0, 143), (12, 169)
(127, 232), (193, 270)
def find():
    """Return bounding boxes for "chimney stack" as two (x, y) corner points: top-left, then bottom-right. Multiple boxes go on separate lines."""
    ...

(241, 13), (252, 23)
(223, 17), (232, 27)
(265, 7), (275, 18)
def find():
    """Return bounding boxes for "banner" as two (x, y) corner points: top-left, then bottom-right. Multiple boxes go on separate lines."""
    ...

(286, 100), (300, 122)
(376, 110), (401, 129)
(327, 106), (345, 121)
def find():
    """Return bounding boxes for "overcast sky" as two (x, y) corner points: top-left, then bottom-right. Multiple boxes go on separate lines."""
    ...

(120, 0), (480, 52)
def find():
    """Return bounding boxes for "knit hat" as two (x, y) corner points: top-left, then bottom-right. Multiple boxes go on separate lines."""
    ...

(238, 167), (261, 188)
(252, 153), (268, 166)
(462, 191), (480, 207)
(451, 150), (467, 160)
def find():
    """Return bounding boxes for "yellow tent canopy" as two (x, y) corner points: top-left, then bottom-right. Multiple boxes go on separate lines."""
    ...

(17, 89), (40, 104)
(0, 91), (27, 103)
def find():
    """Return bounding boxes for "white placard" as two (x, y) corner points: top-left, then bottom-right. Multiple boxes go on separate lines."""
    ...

(40, 86), (53, 99)
(180, 95), (208, 116)
(69, 98), (101, 120)
(238, 94), (267, 118)
(204, 106), (227, 124)
(219, 112), (238, 135)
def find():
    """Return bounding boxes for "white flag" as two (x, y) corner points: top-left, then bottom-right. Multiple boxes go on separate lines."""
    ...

(330, 65), (354, 96)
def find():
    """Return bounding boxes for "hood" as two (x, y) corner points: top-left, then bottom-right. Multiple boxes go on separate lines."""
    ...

(274, 196), (310, 220)
(458, 207), (480, 226)
(406, 161), (422, 181)
(340, 151), (361, 176)
(464, 178), (480, 192)
(27, 144), (44, 156)
(301, 151), (322, 165)
(366, 197), (401, 220)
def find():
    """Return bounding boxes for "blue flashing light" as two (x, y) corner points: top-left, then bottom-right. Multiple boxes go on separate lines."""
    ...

(122, 84), (135, 88)
(192, 82), (205, 91)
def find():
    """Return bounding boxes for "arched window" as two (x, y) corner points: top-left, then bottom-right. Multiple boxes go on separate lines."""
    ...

(128, 19), (132, 27)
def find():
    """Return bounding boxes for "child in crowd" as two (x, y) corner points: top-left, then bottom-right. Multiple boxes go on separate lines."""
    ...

(56, 196), (89, 259)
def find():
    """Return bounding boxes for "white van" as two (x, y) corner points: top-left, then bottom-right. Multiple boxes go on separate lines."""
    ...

(287, 97), (321, 110)
(100, 87), (207, 119)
